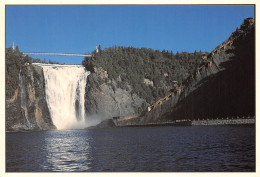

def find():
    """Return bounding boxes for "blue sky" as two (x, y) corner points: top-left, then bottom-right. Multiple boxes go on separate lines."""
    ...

(6, 5), (254, 64)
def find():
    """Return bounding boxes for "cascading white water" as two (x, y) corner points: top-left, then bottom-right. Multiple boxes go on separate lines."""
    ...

(36, 64), (90, 130)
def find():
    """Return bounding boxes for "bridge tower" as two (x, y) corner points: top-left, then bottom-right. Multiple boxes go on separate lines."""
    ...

(12, 42), (15, 51)
(96, 46), (99, 53)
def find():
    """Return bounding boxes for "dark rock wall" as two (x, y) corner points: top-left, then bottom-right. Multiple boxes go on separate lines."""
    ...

(6, 64), (56, 131)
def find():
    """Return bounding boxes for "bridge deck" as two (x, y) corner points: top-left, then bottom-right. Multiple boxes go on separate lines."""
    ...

(23, 52), (92, 57)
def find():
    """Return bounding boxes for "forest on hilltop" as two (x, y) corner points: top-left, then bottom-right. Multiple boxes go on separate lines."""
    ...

(82, 47), (206, 104)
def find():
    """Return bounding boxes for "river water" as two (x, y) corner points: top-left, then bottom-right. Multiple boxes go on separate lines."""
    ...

(6, 125), (255, 172)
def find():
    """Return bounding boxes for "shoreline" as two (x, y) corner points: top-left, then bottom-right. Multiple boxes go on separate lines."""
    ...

(117, 118), (255, 128)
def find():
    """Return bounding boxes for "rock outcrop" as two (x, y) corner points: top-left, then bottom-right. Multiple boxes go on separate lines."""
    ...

(85, 66), (149, 119)
(6, 64), (56, 131)
(87, 119), (116, 129)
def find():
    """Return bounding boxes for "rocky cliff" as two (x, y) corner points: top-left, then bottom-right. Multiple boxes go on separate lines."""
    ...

(85, 66), (149, 119)
(6, 64), (56, 131)
(120, 17), (255, 125)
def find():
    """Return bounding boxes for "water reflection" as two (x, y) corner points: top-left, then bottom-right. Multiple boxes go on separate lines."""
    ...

(42, 130), (92, 171)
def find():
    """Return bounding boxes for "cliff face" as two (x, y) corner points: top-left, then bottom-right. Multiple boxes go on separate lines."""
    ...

(85, 67), (149, 119)
(6, 64), (56, 131)
(122, 18), (255, 125)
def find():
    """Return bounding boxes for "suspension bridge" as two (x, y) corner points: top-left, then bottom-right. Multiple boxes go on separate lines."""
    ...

(23, 52), (92, 57)
(12, 42), (97, 57)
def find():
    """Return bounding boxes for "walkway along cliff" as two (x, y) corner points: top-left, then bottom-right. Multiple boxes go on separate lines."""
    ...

(117, 17), (255, 126)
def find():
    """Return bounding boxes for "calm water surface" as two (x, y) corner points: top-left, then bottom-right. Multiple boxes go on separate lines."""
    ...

(6, 125), (255, 172)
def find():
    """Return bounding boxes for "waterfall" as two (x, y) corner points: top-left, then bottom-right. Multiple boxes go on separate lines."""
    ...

(37, 64), (90, 130)
(19, 70), (32, 129)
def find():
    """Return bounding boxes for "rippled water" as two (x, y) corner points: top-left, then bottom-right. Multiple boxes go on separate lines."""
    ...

(6, 125), (255, 172)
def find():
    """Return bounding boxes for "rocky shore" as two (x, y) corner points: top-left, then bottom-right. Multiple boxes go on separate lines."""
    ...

(88, 117), (255, 129)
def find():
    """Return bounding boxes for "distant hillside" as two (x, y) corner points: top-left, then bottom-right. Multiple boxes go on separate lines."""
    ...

(82, 45), (205, 104)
